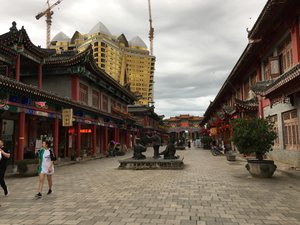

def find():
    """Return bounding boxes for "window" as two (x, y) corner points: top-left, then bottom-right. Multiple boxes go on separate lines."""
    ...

(102, 95), (108, 112)
(263, 59), (271, 81)
(278, 34), (293, 73)
(92, 90), (100, 108)
(79, 83), (88, 104)
(282, 110), (300, 150)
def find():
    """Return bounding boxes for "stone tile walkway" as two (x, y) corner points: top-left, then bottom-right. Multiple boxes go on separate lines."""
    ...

(1, 146), (300, 225)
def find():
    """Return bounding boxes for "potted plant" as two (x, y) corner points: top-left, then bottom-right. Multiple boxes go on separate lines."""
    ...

(231, 118), (277, 178)
(16, 158), (39, 176)
(201, 136), (212, 149)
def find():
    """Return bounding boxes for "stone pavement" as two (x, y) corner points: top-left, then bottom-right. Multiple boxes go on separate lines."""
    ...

(0, 146), (300, 225)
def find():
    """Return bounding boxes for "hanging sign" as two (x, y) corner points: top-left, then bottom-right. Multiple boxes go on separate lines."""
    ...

(62, 109), (73, 127)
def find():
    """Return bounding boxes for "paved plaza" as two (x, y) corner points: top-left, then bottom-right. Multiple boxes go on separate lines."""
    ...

(1, 147), (300, 225)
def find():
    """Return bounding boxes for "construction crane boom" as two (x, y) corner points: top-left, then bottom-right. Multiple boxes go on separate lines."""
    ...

(35, 0), (63, 48)
(148, 0), (155, 106)
(148, 0), (154, 56)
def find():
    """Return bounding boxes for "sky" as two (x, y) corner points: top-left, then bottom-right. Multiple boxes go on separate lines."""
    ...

(0, 0), (267, 119)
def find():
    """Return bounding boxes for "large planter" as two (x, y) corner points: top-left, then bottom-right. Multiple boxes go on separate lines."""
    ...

(17, 159), (39, 177)
(245, 160), (277, 178)
(18, 163), (38, 176)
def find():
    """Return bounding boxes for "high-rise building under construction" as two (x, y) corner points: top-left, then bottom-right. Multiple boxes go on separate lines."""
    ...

(50, 21), (155, 105)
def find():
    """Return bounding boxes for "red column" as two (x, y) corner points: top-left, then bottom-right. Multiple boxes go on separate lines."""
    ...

(114, 128), (119, 142)
(99, 126), (103, 154)
(38, 64), (43, 89)
(15, 55), (20, 82)
(76, 122), (81, 157)
(71, 76), (79, 101)
(292, 22), (300, 64)
(131, 131), (135, 147)
(258, 95), (264, 119)
(53, 117), (59, 157)
(103, 126), (108, 154)
(18, 112), (25, 160)
(92, 125), (97, 156)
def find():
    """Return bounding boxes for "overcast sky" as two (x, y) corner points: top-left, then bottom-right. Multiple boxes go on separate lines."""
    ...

(0, 0), (267, 119)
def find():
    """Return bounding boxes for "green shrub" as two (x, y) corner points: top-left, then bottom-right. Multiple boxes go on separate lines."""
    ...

(231, 118), (277, 160)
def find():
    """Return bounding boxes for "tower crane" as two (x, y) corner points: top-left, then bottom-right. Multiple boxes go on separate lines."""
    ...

(148, 0), (154, 56)
(148, 0), (155, 106)
(35, 0), (63, 48)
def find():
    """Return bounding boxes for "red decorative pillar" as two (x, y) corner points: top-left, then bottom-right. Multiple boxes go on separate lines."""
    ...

(38, 64), (43, 89)
(131, 131), (135, 147)
(258, 95), (264, 119)
(18, 112), (25, 160)
(99, 126), (103, 154)
(71, 76), (79, 101)
(76, 122), (81, 157)
(53, 117), (59, 157)
(92, 124), (97, 156)
(103, 126), (108, 154)
(292, 22), (300, 64)
(144, 116), (148, 126)
(114, 127), (119, 142)
(15, 55), (20, 82)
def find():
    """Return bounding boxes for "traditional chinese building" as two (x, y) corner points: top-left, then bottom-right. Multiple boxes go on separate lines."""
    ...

(164, 114), (202, 142)
(201, 0), (300, 167)
(127, 105), (168, 144)
(0, 22), (140, 163)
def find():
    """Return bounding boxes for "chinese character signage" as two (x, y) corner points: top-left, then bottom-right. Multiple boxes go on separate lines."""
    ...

(62, 109), (73, 127)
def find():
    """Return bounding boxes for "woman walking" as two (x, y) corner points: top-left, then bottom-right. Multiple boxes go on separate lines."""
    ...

(35, 140), (56, 198)
(0, 139), (10, 196)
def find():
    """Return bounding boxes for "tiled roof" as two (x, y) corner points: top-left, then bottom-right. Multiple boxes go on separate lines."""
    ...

(0, 22), (54, 58)
(252, 62), (300, 96)
(235, 98), (258, 111)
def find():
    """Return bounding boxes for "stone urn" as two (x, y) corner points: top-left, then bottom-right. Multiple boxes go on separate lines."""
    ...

(245, 160), (277, 178)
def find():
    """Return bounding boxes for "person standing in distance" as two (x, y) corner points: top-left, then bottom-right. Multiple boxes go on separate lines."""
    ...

(35, 140), (56, 198)
(0, 139), (10, 196)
